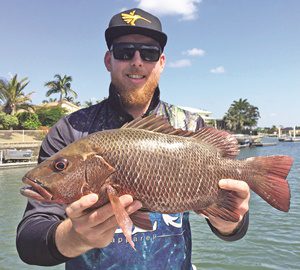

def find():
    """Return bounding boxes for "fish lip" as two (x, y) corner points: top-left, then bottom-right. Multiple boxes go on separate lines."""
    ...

(21, 177), (53, 202)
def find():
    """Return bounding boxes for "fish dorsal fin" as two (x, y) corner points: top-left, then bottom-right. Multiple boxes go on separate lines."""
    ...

(192, 127), (239, 159)
(122, 115), (239, 159)
(121, 115), (194, 137)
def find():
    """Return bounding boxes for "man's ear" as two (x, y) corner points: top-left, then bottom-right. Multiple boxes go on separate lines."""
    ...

(104, 51), (112, 71)
(159, 53), (166, 72)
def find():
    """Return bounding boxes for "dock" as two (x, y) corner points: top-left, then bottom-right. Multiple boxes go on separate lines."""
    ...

(252, 142), (278, 147)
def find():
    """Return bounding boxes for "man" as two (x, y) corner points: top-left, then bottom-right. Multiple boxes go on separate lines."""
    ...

(17, 8), (250, 270)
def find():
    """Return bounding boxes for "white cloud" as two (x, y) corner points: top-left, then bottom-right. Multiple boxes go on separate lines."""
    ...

(169, 59), (192, 68)
(210, 66), (226, 74)
(183, 48), (205, 57)
(136, 0), (201, 20)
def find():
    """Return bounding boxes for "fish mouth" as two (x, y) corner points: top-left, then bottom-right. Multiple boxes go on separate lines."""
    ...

(20, 177), (53, 202)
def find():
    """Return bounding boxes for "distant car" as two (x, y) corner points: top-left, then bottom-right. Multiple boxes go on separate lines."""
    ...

(1, 149), (33, 163)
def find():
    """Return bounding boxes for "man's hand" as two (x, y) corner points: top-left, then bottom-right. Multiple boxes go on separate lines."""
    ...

(55, 193), (142, 258)
(207, 179), (250, 235)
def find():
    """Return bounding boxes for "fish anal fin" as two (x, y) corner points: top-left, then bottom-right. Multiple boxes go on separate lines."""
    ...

(195, 190), (240, 222)
(130, 211), (153, 231)
(192, 127), (239, 159)
(107, 185), (135, 250)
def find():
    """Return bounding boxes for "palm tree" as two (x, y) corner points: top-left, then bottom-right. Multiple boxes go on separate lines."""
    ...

(64, 96), (81, 107)
(224, 98), (260, 132)
(84, 100), (94, 107)
(42, 97), (58, 103)
(83, 98), (102, 108)
(0, 74), (34, 115)
(44, 74), (77, 102)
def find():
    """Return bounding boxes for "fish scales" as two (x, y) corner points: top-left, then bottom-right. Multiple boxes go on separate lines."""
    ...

(86, 128), (245, 213)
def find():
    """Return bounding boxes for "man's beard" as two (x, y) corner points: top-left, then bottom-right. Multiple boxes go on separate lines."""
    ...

(112, 71), (159, 110)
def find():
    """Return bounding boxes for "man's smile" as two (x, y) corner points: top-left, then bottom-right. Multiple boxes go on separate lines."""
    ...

(127, 74), (146, 79)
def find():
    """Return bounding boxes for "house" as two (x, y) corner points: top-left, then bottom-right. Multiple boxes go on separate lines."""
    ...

(178, 106), (220, 128)
(38, 100), (80, 114)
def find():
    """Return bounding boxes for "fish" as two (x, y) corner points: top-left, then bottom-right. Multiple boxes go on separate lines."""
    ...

(21, 115), (293, 249)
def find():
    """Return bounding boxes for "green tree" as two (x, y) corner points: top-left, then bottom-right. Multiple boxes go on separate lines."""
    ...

(0, 74), (34, 115)
(36, 107), (67, 127)
(17, 112), (41, 130)
(44, 74), (77, 101)
(223, 98), (260, 132)
(0, 111), (19, 129)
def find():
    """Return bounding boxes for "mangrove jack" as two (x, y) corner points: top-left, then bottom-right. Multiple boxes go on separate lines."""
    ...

(21, 115), (293, 249)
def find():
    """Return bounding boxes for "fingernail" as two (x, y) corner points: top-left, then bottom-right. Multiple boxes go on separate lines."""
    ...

(131, 200), (142, 210)
(89, 194), (98, 202)
(219, 179), (227, 188)
(136, 201), (143, 209)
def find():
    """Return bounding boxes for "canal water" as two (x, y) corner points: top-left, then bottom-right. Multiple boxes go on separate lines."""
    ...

(0, 141), (299, 269)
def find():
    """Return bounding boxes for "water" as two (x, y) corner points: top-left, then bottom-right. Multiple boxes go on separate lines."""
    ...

(0, 141), (299, 269)
(0, 167), (63, 270)
(191, 141), (300, 270)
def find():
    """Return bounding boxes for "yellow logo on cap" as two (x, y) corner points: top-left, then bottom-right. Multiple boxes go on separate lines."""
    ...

(121, 10), (151, 26)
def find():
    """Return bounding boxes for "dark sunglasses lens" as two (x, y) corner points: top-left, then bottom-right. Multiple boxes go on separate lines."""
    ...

(113, 45), (135, 60)
(140, 46), (161, 62)
(112, 43), (161, 62)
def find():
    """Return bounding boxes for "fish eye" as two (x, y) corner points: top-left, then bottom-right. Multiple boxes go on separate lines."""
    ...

(53, 158), (68, 171)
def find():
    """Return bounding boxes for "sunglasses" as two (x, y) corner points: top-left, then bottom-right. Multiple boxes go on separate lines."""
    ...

(110, 42), (162, 62)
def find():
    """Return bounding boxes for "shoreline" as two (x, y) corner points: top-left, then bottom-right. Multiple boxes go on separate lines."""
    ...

(0, 142), (40, 168)
(0, 161), (37, 169)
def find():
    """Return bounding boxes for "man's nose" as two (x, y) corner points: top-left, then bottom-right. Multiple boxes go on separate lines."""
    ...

(130, 50), (143, 67)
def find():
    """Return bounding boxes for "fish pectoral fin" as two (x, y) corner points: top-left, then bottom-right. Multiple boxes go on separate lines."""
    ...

(106, 185), (135, 250)
(130, 211), (153, 231)
(195, 191), (240, 222)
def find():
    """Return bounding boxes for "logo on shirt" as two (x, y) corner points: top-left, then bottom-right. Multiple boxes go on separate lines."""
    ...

(162, 214), (183, 228)
(112, 213), (184, 246)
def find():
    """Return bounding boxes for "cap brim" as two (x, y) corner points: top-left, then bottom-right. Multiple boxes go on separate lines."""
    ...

(105, 26), (167, 50)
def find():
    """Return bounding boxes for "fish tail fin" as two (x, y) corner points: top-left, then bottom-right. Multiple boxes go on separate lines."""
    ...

(247, 155), (293, 212)
(196, 155), (293, 221)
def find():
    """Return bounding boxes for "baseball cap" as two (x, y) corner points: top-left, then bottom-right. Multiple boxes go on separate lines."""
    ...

(105, 8), (168, 50)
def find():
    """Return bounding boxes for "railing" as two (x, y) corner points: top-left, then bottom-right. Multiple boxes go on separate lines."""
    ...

(0, 130), (48, 143)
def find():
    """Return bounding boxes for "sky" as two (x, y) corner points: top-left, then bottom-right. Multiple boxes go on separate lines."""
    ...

(1, 0), (299, 127)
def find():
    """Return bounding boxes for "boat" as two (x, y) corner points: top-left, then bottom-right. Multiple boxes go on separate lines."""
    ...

(279, 126), (300, 142)
(232, 134), (251, 148)
(278, 135), (293, 142)
(232, 134), (264, 148)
